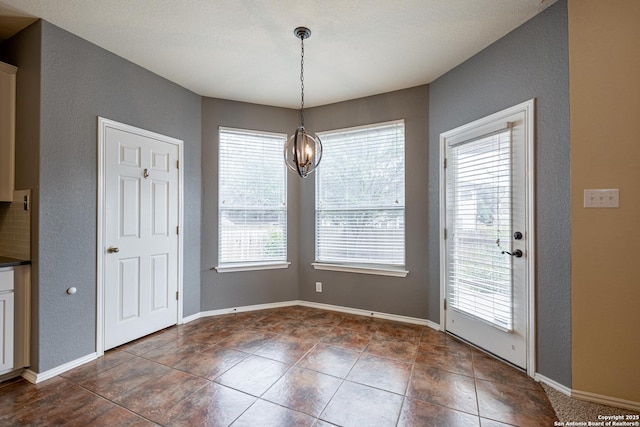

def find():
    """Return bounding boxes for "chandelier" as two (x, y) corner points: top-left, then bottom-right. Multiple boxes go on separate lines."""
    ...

(284, 27), (323, 178)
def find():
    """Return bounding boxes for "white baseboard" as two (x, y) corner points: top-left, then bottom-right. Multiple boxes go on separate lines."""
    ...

(571, 389), (640, 412)
(191, 299), (439, 330)
(535, 373), (572, 396)
(22, 352), (98, 384)
(297, 300), (440, 330)
(189, 300), (300, 323)
(536, 373), (640, 412)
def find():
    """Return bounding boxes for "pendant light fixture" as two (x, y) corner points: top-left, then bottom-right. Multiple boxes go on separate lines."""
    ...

(284, 26), (322, 178)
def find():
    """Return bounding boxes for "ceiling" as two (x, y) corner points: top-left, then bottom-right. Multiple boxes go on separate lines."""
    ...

(0, 0), (556, 108)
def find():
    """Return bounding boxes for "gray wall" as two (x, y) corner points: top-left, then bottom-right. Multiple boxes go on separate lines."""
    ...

(2, 21), (202, 372)
(200, 98), (300, 310)
(299, 86), (431, 319)
(2, 4), (571, 388)
(0, 20), (43, 370)
(428, 0), (571, 387)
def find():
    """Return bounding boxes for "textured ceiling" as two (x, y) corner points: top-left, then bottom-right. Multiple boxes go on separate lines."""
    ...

(0, 0), (556, 108)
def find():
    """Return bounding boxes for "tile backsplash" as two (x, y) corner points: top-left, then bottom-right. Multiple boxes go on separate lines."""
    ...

(0, 189), (31, 260)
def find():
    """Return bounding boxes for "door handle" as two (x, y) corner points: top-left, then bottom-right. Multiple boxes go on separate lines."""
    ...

(107, 246), (120, 253)
(502, 249), (523, 258)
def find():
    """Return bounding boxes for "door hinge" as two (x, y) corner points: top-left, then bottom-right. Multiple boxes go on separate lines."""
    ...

(444, 228), (448, 240)
(444, 158), (447, 169)
(176, 291), (179, 301)
(444, 299), (447, 310)
(176, 226), (179, 235)
(176, 160), (179, 169)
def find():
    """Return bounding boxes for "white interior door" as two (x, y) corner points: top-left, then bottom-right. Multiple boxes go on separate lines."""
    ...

(441, 100), (534, 370)
(102, 122), (180, 350)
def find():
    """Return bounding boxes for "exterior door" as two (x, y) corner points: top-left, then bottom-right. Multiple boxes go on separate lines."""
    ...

(102, 121), (180, 350)
(441, 100), (534, 370)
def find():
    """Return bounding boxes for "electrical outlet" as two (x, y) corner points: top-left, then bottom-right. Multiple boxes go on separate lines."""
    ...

(315, 282), (322, 292)
(584, 189), (619, 208)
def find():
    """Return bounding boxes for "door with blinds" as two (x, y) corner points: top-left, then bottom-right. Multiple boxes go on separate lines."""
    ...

(441, 100), (534, 370)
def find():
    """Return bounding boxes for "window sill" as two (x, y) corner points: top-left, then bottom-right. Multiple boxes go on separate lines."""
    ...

(311, 262), (409, 277)
(214, 262), (291, 273)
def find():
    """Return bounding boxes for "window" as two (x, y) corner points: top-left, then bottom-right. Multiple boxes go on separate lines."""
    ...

(217, 127), (288, 272)
(314, 120), (407, 276)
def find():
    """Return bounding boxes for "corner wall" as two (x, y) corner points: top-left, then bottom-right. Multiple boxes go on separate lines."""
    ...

(299, 86), (431, 319)
(428, 1), (572, 387)
(200, 98), (300, 310)
(569, 0), (640, 403)
(3, 20), (202, 372)
(0, 20), (43, 372)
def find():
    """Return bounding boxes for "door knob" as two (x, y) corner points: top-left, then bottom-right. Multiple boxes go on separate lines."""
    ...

(107, 246), (120, 253)
(502, 249), (523, 258)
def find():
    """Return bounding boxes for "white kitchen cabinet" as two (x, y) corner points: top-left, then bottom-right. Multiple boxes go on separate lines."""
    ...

(0, 266), (29, 377)
(0, 270), (15, 372)
(0, 61), (17, 202)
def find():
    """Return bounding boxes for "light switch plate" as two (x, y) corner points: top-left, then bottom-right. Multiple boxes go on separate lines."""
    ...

(584, 189), (619, 208)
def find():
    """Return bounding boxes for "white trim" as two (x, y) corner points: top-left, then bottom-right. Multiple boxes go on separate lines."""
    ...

(22, 353), (98, 384)
(571, 389), (640, 412)
(311, 263), (409, 278)
(196, 300), (300, 321)
(535, 373), (572, 397)
(96, 117), (184, 357)
(316, 118), (405, 137)
(214, 262), (291, 273)
(297, 300), (439, 329)
(192, 299), (437, 330)
(439, 99), (536, 376)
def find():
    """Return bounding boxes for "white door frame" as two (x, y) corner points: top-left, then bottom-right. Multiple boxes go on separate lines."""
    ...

(439, 99), (536, 377)
(96, 117), (184, 357)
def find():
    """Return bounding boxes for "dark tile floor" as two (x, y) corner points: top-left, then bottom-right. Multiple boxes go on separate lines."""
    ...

(0, 306), (558, 426)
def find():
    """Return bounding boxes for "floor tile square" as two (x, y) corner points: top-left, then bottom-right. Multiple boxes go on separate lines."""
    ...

(407, 365), (478, 415)
(164, 382), (256, 427)
(476, 379), (557, 427)
(75, 357), (170, 400)
(375, 320), (423, 342)
(232, 398), (316, 426)
(472, 350), (539, 390)
(263, 366), (342, 417)
(321, 326), (372, 351)
(365, 337), (418, 362)
(141, 335), (213, 367)
(254, 336), (316, 364)
(336, 315), (383, 334)
(216, 330), (279, 353)
(415, 341), (474, 376)
(111, 368), (209, 424)
(215, 355), (289, 396)
(297, 344), (360, 378)
(398, 397), (480, 427)
(0, 377), (153, 426)
(347, 353), (412, 394)
(173, 344), (249, 379)
(59, 348), (136, 383)
(320, 381), (404, 427)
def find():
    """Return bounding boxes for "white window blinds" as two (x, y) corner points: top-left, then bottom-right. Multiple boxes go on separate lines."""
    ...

(316, 120), (405, 267)
(218, 127), (287, 265)
(446, 128), (513, 330)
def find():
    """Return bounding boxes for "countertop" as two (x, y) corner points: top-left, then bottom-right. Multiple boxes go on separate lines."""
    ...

(0, 256), (31, 268)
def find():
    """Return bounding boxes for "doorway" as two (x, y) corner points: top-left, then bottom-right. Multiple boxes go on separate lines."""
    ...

(97, 118), (183, 354)
(440, 100), (535, 373)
